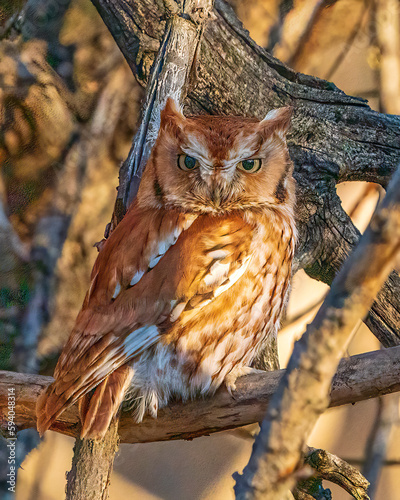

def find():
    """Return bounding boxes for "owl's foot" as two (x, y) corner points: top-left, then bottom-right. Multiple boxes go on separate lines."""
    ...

(225, 366), (256, 396)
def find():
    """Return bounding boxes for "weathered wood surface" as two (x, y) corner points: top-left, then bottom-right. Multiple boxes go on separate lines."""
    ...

(298, 447), (370, 500)
(91, 0), (400, 347)
(65, 420), (120, 500)
(1, 346), (400, 444)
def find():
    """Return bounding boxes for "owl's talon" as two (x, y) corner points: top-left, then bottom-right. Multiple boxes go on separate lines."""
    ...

(225, 366), (254, 398)
(225, 381), (237, 398)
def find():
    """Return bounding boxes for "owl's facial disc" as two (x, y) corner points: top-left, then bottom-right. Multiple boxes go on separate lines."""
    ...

(138, 98), (294, 213)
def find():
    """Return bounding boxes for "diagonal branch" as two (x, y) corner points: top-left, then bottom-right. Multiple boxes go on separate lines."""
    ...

(234, 166), (400, 499)
(285, 0), (340, 69)
(266, 0), (294, 53)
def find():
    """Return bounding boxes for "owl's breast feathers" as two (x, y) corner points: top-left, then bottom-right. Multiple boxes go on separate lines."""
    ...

(36, 203), (295, 437)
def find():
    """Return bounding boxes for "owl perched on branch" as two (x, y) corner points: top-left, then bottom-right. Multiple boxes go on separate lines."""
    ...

(37, 98), (296, 439)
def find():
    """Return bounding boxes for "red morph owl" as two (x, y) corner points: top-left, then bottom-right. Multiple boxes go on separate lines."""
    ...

(36, 98), (296, 439)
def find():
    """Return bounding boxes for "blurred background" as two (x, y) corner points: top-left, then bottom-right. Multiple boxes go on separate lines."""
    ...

(1, 0), (400, 498)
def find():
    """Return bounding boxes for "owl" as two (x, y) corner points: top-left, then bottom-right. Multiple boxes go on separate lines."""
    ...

(36, 98), (296, 439)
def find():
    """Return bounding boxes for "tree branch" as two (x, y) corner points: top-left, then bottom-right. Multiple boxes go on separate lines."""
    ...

(285, 0), (340, 69)
(2, 345), (400, 444)
(363, 393), (399, 498)
(65, 420), (120, 500)
(299, 447), (369, 500)
(266, 0), (294, 53)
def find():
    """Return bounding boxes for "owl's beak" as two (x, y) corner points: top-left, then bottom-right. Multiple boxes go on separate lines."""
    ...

(209, 186), (223, 205)
(208, 177), (231, 207)
(199, 164), (233, 207)
(201, 163), (233, 183)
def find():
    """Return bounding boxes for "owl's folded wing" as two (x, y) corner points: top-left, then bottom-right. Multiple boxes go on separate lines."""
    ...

(36, 208), (255, 436)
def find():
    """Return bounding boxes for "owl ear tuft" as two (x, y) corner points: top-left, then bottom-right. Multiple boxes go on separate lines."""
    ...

(160, 97), (186, 133)
(259, 106), (293, 138)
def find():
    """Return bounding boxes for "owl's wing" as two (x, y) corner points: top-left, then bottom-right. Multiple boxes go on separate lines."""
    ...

(36, 207), (255, 437)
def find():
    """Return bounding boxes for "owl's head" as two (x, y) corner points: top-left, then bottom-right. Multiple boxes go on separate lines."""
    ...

(137, 98), (295, 214)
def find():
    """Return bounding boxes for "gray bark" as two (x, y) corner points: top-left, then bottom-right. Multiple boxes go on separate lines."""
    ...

(65, 420), (119, 500)
(2, 345), (400, 444)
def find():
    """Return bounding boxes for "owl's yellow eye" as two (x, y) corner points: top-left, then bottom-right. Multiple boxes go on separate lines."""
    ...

(237, 159), (262, 173)
(178, 154), (199, 171)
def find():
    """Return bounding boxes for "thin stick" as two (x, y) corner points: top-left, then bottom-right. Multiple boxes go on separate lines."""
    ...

(363, 393), (399, 498)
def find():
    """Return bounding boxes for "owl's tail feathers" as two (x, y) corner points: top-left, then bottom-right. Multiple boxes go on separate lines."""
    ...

(36, 383), (73, 437)
(36, 365), (133, 440)
(79, 365), (133, 439)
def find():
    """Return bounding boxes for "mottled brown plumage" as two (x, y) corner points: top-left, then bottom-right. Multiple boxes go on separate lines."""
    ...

(36, 98), (296, 439)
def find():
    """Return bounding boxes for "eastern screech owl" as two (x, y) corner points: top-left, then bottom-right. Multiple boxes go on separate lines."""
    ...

(37, 98), (296, 439)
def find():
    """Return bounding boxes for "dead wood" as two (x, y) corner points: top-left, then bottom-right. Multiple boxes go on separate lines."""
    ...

(1, 345), (400, 444)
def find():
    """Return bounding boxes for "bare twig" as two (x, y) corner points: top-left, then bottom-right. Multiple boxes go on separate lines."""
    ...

(266, 0), (294, 53)
(363, 394), (399, 498)
(234, 165), (400, 499)
(374, 0), (400, 114)
(281, 296), (325, 330)
(286, 0), (339, 69)
(325, 2), (369, 81)
(2, 346), (400, 443)
(303, 448), (369, 499)
(347, 183), (380, 222)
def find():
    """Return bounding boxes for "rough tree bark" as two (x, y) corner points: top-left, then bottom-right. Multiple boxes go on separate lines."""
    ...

(65, 420), (119, 500)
